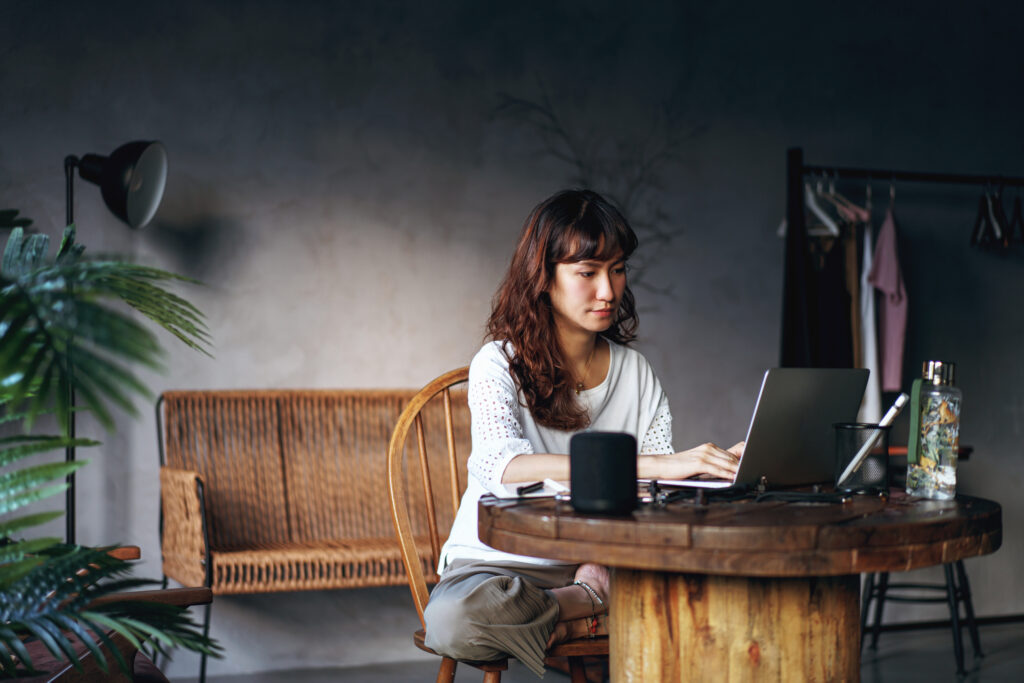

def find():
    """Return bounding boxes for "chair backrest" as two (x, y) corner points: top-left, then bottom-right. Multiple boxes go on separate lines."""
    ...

(387, 367), (471, 627)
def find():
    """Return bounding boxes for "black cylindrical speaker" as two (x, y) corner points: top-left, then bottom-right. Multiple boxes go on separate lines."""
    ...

(570, 431), (638, 515)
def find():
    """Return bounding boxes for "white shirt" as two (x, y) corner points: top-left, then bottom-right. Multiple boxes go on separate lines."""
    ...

(439, 339), (674, 569)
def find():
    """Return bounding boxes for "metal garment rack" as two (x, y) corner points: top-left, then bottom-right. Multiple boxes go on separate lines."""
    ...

(786, 146), (1024, 249)
(787, 146), (1024, 216)
(780, 146), (1024, 367)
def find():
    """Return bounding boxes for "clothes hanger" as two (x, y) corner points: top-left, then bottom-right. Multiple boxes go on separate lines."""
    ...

(821, 171), (871, 223)
(804, 180), (840, 236)
(1008, 189), (1024, 245)
(970, 191), (996, 247)
(991, 184), (1011, 248)
(983, 183), (1005, 246)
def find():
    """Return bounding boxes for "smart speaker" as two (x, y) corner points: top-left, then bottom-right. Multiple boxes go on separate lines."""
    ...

(570, 431), (638, 514)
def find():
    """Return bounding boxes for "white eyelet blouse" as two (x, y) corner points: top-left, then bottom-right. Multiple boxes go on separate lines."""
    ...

(439, 339), (674, 569)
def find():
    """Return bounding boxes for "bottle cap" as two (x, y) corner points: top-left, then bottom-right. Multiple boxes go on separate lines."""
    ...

(922, 360), (956, 386)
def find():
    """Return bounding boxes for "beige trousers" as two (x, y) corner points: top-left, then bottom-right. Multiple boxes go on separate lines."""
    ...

(422, 559), (577, 677)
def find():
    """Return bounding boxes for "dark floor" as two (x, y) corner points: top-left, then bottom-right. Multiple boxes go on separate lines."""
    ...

(186, 622), (1024, 682)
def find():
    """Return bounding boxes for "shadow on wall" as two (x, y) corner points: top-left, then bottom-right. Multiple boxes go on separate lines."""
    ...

(144, 215), (244, 284)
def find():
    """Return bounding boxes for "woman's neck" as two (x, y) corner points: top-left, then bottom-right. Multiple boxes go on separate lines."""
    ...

(556, 327), (599, 367)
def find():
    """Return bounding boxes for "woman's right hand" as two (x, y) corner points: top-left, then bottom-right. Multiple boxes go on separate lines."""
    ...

(641, 442), (742, 481)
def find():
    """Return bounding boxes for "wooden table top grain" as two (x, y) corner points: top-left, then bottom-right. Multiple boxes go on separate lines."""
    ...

(478, 490), (1002, 577)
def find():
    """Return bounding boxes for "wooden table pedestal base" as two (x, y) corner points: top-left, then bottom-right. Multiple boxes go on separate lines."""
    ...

(610, 569), (861, 682)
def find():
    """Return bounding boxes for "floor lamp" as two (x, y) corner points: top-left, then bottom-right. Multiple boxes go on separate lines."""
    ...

(63, 140), (168, 544)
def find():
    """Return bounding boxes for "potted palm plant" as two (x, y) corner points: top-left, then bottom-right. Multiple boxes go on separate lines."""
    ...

(0, 212), (220, 677)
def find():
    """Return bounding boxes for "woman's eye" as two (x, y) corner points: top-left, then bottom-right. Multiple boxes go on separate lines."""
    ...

(613, 266), (627, 275)
(578, 271), (594, 277)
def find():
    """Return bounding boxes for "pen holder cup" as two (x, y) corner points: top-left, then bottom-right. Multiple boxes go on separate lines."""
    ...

(570, 431), (637, 515)
(834, 423), (890, 494)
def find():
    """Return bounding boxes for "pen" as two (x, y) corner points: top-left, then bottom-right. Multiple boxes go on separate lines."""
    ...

(516, 481), (545, 496)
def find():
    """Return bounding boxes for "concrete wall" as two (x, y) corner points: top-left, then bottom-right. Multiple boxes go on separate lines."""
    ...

(3, 0), (1022, 677)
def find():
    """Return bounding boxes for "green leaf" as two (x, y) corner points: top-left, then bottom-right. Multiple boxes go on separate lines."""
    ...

(0, 209), (33, 230)
(0, 510), (64, 540)
(56, 225), (77, 259)
(0, 626), (34, 673)
(0, 436), (97, 467)
(0, 480), (73, 517)
(49, 612), (109, 673)
(0, 556), (46, 587)
(1, 226), (25, 274)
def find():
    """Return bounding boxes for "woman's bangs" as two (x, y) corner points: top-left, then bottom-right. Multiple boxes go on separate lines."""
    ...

(556, 214), (635, 263)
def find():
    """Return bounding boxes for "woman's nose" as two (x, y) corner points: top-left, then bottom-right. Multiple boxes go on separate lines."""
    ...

(596, 273), (614, 300)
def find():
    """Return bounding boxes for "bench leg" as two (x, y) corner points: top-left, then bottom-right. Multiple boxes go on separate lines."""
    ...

(199, 601), (212, 683)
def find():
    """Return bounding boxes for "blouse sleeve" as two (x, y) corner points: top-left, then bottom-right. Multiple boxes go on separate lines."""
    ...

(640, 399), (674, 455)
(466, 348), (535, 495)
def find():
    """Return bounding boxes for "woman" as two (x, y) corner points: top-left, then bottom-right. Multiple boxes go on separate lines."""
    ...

(423, 189), (742, 677)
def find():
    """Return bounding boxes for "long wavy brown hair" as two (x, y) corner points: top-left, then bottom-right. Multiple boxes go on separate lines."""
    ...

(486, 189), (639, 430)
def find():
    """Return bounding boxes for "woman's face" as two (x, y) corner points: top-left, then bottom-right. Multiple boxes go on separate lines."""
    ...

(547, 251), (627, 336)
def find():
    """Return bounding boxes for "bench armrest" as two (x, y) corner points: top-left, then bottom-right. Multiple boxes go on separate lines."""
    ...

(159, 467), (211, 588)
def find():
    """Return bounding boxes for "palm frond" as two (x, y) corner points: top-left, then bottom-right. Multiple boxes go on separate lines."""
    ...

(0, 226), (211, 431)
(1, 224), (219, 674)
(0, 545), (219, 674)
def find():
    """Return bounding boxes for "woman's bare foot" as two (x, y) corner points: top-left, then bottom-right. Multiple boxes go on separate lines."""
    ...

(550, 563), (612, 624)
(546, 614), (610, 647)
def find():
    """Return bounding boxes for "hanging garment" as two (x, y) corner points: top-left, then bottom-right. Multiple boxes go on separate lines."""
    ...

(843, 223), (861, 368)
(781, 205), (854, 368)
(858, 224), (882, 422)
(867, 208), (908, 392)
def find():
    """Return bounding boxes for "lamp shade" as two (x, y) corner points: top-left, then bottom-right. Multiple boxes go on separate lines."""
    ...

(77, 141), (168, 228)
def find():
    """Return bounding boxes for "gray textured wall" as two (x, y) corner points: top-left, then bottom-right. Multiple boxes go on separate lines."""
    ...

(3, 0), (1023, 677)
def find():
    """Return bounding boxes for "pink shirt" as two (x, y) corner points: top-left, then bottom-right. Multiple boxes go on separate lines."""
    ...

(867, 208), (908, 392)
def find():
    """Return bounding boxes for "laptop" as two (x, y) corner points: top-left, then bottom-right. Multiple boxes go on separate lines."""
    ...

(663, 368), (869, 490)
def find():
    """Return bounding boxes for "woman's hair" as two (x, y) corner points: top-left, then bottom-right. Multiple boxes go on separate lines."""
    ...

(486, 189), (640, 430)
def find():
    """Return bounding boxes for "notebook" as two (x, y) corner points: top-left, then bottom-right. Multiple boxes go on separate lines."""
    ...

(660, 367), (869, 490)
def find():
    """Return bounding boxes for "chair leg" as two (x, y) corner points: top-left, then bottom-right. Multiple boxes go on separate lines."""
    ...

(199, 601), (212, 683)
(955, 560), (984, 658)
(568, 655), (589, 683)
(482, 670), (502, 683)
(435, 657), (457, 683)
(944, 563), (966, 675)
(869, 572), (889, 649)
(859, 573), (877, 651)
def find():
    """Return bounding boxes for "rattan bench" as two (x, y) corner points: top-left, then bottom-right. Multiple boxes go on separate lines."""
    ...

(157, 389), (469, 597)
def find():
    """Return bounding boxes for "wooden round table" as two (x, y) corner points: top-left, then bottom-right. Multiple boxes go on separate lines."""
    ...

(478, 490), (1001, 682)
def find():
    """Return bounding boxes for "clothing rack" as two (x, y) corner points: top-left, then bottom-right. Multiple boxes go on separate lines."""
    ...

(785, 146), (1024, 246)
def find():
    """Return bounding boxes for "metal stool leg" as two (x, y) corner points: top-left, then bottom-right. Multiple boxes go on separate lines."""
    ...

(954, 560), (983, 659)
(869, 572), (890, 649)
(860, 573), (877, 650)
(944, 563), (966, 675)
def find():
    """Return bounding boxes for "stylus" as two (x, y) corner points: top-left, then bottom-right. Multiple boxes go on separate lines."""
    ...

(836, 393), (909, 488)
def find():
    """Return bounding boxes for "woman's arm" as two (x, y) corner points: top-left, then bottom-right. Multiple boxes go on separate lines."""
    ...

(500, 443), (742, 483)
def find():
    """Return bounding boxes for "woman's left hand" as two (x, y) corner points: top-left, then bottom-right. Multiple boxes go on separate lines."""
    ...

(640, 442), (741, 481)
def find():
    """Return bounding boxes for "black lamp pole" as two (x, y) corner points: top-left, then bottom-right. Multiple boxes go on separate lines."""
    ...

(60, 142), (168, 545)
(64, 155), (78, 545)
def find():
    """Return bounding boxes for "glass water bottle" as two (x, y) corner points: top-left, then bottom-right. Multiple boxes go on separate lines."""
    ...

(906, 361), (962, 500)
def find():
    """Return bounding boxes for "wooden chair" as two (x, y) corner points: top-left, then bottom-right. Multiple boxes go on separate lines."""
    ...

(386, 367), (608, 683)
